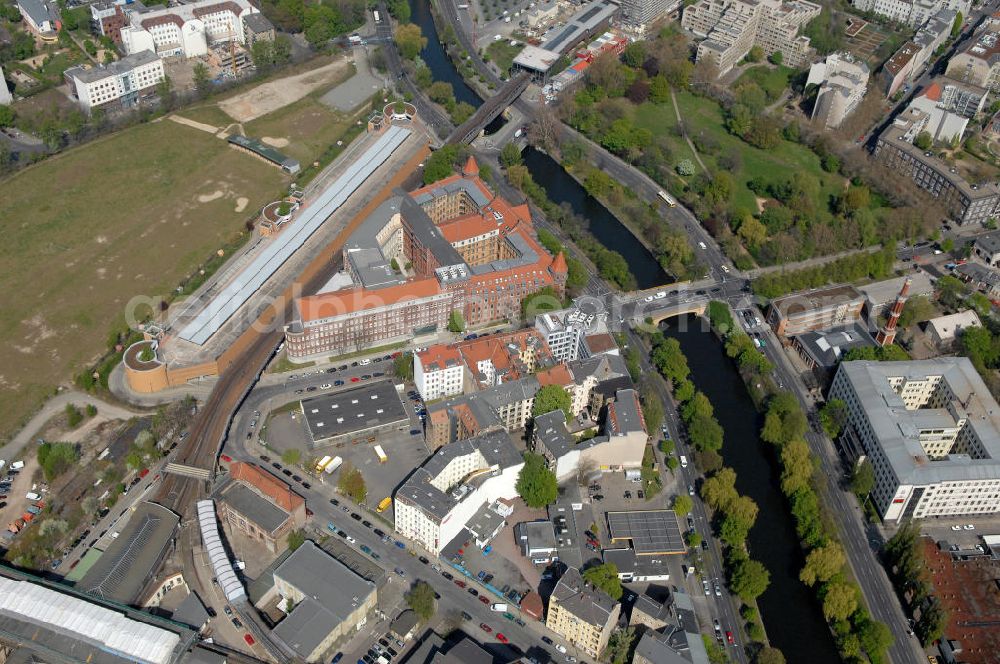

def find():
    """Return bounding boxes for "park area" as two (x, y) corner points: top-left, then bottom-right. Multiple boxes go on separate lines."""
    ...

(631, 91), (846, 213)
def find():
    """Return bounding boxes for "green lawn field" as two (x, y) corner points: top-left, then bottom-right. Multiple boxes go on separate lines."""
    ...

(0, 120), (288, 443)
(635, 91), (843, 212)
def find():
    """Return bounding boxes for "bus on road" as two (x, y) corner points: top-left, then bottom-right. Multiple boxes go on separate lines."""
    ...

(658, 190), (676, 207)
(377, 497), (392, 513)
(374, 445), (388, 463)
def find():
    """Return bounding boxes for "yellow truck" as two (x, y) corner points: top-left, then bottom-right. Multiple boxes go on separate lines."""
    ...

(376, 497), (392, 513)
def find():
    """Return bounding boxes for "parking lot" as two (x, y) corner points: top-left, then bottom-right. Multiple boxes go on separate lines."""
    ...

(255, 383), (429, 514)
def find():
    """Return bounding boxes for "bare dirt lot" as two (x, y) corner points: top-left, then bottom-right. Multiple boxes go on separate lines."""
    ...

(219, 59), (355, 123)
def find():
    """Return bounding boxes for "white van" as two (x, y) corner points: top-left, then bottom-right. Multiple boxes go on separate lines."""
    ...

(679, 455), (688, 468)
(491, 603), (508, 612)
(25, 492), (41, 501)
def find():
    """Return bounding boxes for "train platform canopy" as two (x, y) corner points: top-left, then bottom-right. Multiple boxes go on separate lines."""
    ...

(175, 125), (411, 346)
(606, 510), (685, 555)
(513, 44), (561, 73)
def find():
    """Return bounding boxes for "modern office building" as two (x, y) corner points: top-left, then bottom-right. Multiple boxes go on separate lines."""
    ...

(829, 358), (1000, 522)
(285, 158), (566, 361)
(807, 52), (870, 128)
(120, 0), (260, 58)
(545, 567), (620, 658)
(682, 0), (820, 75)
(272, 541), (378, 663)
(875, 111), (1000, 225)
(394, 429), (523, 554)
(218, 461), (307, 552)
(535, 307), (606, 363)
(767, 284), (866, 337)
(64, 50), (164, 113)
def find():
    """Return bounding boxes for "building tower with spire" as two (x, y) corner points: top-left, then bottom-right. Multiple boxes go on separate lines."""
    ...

(876, 277), (911, 347)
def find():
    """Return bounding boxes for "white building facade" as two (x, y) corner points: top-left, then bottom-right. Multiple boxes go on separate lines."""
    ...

(65, 50), (164, 113)
(121, 0), (258, 58)
(414, 345), (465, 401)
(829, 358), (1000, 523)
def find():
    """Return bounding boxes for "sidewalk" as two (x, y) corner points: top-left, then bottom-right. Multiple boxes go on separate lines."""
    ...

(2, 389), (144, 464)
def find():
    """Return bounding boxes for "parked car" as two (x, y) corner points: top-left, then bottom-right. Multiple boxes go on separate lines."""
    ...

(480, 623), (492, 633)
(244, 634), (256, 646)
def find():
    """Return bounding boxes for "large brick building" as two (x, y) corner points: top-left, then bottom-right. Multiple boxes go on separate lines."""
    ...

(218, 462), (307, 553)
(285, 158), (567, 361)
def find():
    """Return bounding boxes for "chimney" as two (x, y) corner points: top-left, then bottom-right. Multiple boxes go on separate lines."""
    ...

(876, 277), (911, 347)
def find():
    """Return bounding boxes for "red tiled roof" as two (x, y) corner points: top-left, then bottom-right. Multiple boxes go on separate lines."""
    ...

(536, 364), (572, 386)
(229, 462), (304, 513)
(298, 278), (442, 322)
(418, 343), (463, 371)
(585, 333), (616, 354)
(141, 13), (183, 30)
(550, 251), (567, 274)
(439, 213), (499, 243)
(463, 155), (479, 176)
(922, 82), (942, 101)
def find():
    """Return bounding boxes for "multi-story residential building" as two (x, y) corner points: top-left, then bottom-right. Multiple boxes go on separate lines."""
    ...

(682, 0), (820, 75)
(458, 329), (554, 388)
(272, 541), (377, 663)
(972, 229), (1000, 266)
(807, 52), (870, 128)
(875, 112), (1000, 225)
(619, 0), (681, 36)
(829, 358), (1000, 523)
(415, 344), (465, 400)
(852, 0), (967, 28)
(0, 65), (12, 105)
(533, 388), (648, 480)
(285, 158), (566, 361)
(120, 0), (260, 59)
(767, 284), (866, 337)
(218, 462), (307, 553)
(535, 307), (607, 363)
(394, 429), (524, 554)
(947, 21), (1000, 91)
(880, 9), (956, 96)
(64, 50), (164, 114)
(243, 12), (275, 45)
(546, 567), (621, 658)
(17, 0), (60, 39)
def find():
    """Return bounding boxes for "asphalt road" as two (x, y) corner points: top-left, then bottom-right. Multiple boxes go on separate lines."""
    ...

(739, 299), (926, 664)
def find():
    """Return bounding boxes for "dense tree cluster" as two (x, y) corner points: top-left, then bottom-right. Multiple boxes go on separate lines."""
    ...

(516, 453), (558, 508)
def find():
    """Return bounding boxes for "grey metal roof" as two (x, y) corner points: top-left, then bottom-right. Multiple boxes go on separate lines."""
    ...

(77, 502), (180, 605)
(219, 481), (290, 533)
(534, 409), (574, 459)
(541, 0), (617, 52)
(956, 261), (1000, 287)
(835, 358), (1000, 485)
(858, 273), (934, 309)
(550, 567), (617, 628)
(171, 592), (210, 630)
(634, 630), (692, 664)
(411, 177), (490, 209)
(433, 638), (492, 664)
(300, 379), (408, 443)
(16, 0), (58, 28)
(606, 388), (644, 435)
(794, 322), (876, 369)
(177, 125), (411, 344)
(466, 502), (505, 540)
(519, 520), (558, 552)
(67, 50), (160, 84)
(390, 610), (420, 639)
(242, 11), (273, 32)
(468, 231), (539, 275)
(976, 230), (1000, 256)
(606, 510), (685, 555)
(273, 541), (376, 657)
(602, 548), (670, 579)
(343, 196), (407, 289)
(401, 194), (466, 269)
